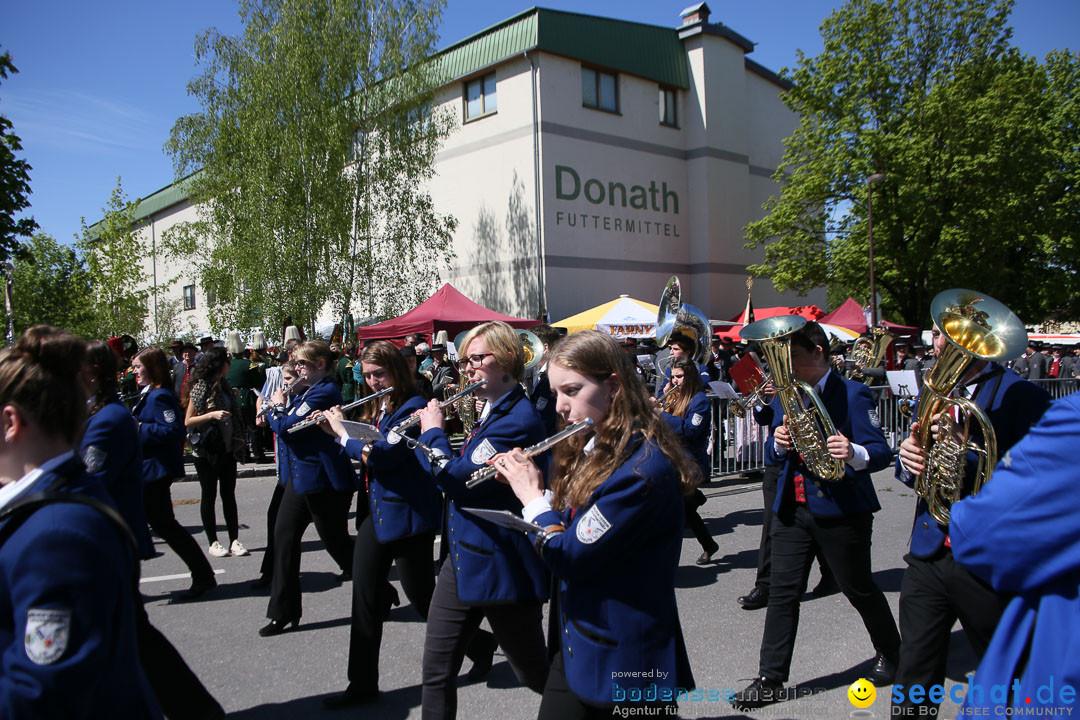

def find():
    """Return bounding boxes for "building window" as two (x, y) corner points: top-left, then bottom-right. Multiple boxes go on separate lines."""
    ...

(659, 87), (678, 127)
(464, 73), (496, 120)
(582, 67), (618, 113)
(183, 284), (196, 310)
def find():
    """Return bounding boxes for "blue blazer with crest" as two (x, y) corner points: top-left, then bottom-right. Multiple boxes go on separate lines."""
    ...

(343, 394), (441, 543)
(268, 375), (357, 494)
(661, 390), (711, 478)
(415, 385), (549, 605)
(132, 388), (186, 483)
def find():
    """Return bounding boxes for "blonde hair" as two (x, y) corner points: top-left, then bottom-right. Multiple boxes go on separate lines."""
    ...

(294, 340), (333, 373)
(456, 321), (525, 382)
(547, 331), (700, 510)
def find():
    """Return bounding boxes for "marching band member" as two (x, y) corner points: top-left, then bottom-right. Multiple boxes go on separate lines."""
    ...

(0, 326), (160, 717)
(731, 321), (899, 710)
(321, 341), (441, 708)
(892, 323), (1050, 717)
(414, 320), (550, 719)
(527, 324), (561, 436)
(492, 330), (698, 719)
(655, 333), (710, 398)
(659, 355), (718, 565)
(133, 346), (218, 601)
(261, 341), (356, 637)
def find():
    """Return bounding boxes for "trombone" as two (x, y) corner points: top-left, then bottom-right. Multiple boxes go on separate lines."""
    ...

(286, 386), (394, 434)
(389, 380), (488, 435)
(466, 418), (594, 489)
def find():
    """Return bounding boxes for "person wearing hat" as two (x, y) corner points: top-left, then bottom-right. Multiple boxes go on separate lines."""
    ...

(428, 343), (456, 399)
(169, 341), (185, 369)
(1012, 342), (1047, 380)
(400, 345), (434, 400)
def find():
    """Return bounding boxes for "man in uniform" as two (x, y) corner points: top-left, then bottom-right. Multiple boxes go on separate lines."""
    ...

(525, 324), (561, 435)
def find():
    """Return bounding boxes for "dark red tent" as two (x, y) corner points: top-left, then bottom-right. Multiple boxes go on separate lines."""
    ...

(356, 283), (536, 342)
(820, 297), (921, 342)
(714, 304), (826, 341)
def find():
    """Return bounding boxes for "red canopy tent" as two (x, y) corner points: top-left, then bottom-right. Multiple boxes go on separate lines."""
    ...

(714, 304), (827, 341)
(356, 283), (537, 342)
(820, 297), (921, 342)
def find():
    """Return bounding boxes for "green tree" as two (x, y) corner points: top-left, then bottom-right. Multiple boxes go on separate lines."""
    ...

(744, 0), (1079, 325)
(1, 50), (37, 263)
(165, 0), (456, 337)
(78, 178), (149, 339)
(10, 232), (93, 336)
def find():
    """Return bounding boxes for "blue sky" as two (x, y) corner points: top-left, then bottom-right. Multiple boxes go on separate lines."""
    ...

(3, 0), (1077, 245)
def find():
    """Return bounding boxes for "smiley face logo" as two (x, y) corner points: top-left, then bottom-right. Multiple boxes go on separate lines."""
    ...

(848, 678), (876, 708)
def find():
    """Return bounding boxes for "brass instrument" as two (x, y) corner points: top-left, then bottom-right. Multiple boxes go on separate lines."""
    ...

(849, 326), (895, 385)
(911, 289), (1026, 525)
(656, 276), (712, 364)
(730, 375), (774, 418)
(518, 330), (545, 371)
(739, 316), (846, 481)
(287, 386), (394, 434)
(444, 372), (480, 435)
(390, 380), (488, 435)
(466, 418), (594, 489)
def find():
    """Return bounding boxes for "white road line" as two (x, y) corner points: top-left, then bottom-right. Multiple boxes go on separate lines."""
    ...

(139, 568), (225, 584)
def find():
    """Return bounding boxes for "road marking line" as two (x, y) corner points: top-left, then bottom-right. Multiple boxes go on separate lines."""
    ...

(140, 569), (225, 584)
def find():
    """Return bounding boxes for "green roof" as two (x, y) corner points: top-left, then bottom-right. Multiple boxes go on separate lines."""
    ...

(85, 171), (200, 239)
(434, 7), (691, 89)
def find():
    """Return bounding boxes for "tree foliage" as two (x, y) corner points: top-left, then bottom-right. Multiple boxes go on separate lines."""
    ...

(165, 0), (456, 338)
(78, 178), (149, 339)
(744, 0), (1080, 325)
(10, 232), (94, 337)
(0, 50), (37, 263)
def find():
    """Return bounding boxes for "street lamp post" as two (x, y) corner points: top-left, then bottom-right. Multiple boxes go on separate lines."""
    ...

(866, 173), (886, 328)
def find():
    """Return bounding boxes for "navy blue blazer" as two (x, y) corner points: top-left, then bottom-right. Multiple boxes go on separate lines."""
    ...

(533, 437), (695, 704)
(267, 376), (357, 494)
(662, 390), (711, 478)
(343, 394), (441, 543)
(132, 388), (186, 483)
(0, 456), (161, 719)
(529, 370), (558, 436)
(770, 371), (892, 517)
(897, 363), (1050, 557)
(82, 395), (153, 559)
(274, 394), (296, 487)
(753, 397), (783, 468)
(416, 386), (549, 604)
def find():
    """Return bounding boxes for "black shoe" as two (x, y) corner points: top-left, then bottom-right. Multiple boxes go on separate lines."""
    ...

(335, 571), (352, 584)
(322, 687), (378, 709)
(738, 586), (769, 610)
(695, 551), (714, 565)
(810, 574), (840, 598)
(176, 577), (217, 602)
(730, 676), (785, 710)
(866, 651), (898, 686)
(466, 632), (499, 681)
(250, 575), (272, 590)
(258, 617), (299, 637)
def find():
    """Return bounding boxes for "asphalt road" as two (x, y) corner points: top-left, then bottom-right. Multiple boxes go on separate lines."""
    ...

(141, 469), (978, 719)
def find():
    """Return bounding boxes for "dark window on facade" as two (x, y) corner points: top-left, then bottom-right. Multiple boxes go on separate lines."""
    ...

(464, 73), (496, 120)
(183, 284), (196, 310)
(659, 87), (678, 127)
(582, 67), (618, 113)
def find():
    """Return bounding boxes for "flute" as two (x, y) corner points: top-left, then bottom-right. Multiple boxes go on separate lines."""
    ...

(286, 386), (394, 434)
(255, 378), (311, 419)
(388, 379), (488, 435)
(465, 417), (594, 489)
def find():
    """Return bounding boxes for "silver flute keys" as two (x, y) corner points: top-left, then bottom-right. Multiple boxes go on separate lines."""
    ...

(388, 379), (488, 435)
(465, 417), (594, 489)
(286, 386), (394, 434)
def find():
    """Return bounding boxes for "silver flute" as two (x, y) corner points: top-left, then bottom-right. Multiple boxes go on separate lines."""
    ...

(255, 378), (311, 419)
(465, 417), (594, 489)
(286, 386), (394, 434)
(388, 379), (488, 435)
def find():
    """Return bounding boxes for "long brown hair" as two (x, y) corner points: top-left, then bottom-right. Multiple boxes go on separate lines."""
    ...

(85, 340), (120, 417)
(665, 356), (704, 418)
(134, 346), (171, 389)
(0, 326), (87, 444)
(355, 341), (416, 422)
(548, 331), (700, 510)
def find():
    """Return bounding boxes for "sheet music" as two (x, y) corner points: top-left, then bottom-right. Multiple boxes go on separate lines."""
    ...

(708, 381), (740, 400)
(886, 370), (919, 397)
(337, 420), (384, 443)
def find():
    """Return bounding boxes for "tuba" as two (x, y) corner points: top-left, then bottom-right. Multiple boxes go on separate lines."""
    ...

(656, 276), (712, 363)
(911, 289), (1026, 525)
(849, 326), (895, 385)
(740, 316), (846, 481)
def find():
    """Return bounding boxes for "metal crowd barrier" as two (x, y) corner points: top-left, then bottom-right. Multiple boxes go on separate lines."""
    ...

(1031, 377), (1079, 400)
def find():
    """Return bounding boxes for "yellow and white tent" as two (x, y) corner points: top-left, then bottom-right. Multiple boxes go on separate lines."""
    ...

(552, 295), (660, 338)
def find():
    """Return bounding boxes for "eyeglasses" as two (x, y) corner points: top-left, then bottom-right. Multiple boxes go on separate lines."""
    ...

(458, 353), (493, 369)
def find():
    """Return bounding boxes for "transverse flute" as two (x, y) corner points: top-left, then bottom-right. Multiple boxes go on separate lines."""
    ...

(388, 379), (488, 435)
(465, 417), (594, 489)
(286, 386), (394, 434)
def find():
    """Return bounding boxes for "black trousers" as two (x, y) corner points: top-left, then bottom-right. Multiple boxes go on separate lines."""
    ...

(143, 479), (215, 584)
(421, 559), (548, 719)
(345, 515), (436, 693)
(193, 453), (238, 545)
(684, 491), (718, 555)
(758, 504), (900, 682)
(258, 482), (285, 579)
(266, 480), (354, 621)
(753, 467), (832, 591)
(892, 549), (1007, 715)
(537, 648), (678, 720)
(136, 599), (223, 719)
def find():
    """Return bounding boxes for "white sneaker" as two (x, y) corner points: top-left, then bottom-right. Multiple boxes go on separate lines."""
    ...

(208, 541), (229, 557)
(230, 539), (250, 557)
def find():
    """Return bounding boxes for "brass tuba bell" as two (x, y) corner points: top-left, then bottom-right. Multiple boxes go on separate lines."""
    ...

(911, 289), (1026, 526)
(849, 326), (895, 385)
(739, 316), (846, 481)
(656, 276), (712, 363)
